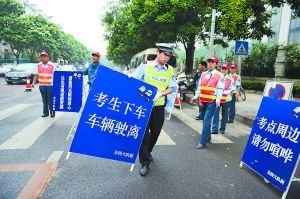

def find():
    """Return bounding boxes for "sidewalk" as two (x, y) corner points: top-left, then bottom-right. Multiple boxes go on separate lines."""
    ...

(185, 92), (299, 128)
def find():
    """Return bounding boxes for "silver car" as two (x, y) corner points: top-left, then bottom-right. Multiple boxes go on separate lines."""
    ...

(0, 64), (14, 76)
(5, 63), (37, 84)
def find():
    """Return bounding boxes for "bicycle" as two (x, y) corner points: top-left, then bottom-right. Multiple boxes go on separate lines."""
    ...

(237, 86), (246, 101)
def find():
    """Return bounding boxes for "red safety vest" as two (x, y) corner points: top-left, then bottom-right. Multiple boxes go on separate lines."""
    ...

(38, 62), (54, 85)
(199, 70), (223, 103)
(221, 76), (234, 103)
(230, 73), (241, 93)
(232, 74), (240, 82)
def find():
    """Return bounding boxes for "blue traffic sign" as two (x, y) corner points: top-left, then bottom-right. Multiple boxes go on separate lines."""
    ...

(235, 40), (249, 55)
(69, 66), (157, 164)
(241, 97), (300, 192)
(52, 71), (83, 112)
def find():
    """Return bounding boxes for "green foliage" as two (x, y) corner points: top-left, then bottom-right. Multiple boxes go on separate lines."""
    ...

(242, 43), (278, 77)
(293, 83), (300, 97)
(103, 0), (283, 73)
(242, 79), (266, 91)
(217, 0), (273, 40)
(285, 44), (300, 79)
(242, 79), (300, 97)
(0, 0), (90, 64)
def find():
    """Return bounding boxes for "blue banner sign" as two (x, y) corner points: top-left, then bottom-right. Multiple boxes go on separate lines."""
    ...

(241, 97), (300, 192)
(69, 66), (157, 164)
(52, 71), (83, 112)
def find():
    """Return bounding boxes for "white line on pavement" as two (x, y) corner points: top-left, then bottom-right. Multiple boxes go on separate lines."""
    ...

(156, 129), (176, 145)
(171, 108), (234, 144)
(47, 151), (64, 163)
(0, 104), (33, 121)
(0, 113), (63, 150)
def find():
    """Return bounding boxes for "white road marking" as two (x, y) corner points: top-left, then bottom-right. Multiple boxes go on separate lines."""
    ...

(156, 129), (176, 145)
(0, 104), (33, 121)
(0, 113), (63, 150)
(171, 108), (233, 144)
(47, 151), (64, 163)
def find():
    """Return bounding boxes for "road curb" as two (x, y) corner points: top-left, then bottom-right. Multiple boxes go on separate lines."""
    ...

(184, 94), (254, 128)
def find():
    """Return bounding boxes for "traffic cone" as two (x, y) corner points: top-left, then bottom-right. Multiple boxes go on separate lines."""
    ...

(24, 78), (32, 92)
(174, 90), (181, 108)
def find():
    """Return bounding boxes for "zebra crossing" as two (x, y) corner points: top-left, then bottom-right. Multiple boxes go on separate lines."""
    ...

(0, 103), (177, 152)
(0, 102), (252, 152)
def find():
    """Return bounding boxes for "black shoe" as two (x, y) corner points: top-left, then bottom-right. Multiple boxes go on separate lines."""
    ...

(211, 132), (218, 134)
(41, 114), (49, 117)
(207, 137), (212, 143)
(50, 112), (55, 118)
(196, 143), (206, 149)
(195, 116), (203, 120)
(149, 154), (153, 161)
(228, 120), (233, 123)
(140, 165), (150, 176)
(220, 130), (225, 134)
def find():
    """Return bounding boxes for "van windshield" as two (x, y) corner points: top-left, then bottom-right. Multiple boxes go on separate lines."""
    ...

(146, 54), (156, 61)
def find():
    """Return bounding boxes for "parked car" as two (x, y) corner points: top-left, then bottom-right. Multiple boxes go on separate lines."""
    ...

(5, 63), (37, 84)
(0, 64), (14, 76)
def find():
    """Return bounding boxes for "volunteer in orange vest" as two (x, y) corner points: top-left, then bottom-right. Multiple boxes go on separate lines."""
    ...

(190, 56), (225, 149)
(211, 64), (234, 134)
(228, 64), (241, 123)
(32, 50), (56, 117)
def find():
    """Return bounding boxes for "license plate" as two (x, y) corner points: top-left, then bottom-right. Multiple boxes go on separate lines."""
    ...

(11, 77), (19, 80)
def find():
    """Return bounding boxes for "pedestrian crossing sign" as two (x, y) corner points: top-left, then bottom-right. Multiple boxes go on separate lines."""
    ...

(235, 41), (248, 55)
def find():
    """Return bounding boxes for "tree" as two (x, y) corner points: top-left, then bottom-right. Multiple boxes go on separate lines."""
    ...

(1, 16), (33, 63)
(103, 0), (211, 73)
(104, 0), (300, 73)
(0, 0), (24, 30)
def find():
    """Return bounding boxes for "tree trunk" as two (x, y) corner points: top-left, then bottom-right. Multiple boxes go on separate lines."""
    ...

(29, 50), (35, 63)
(10, 44), (20, 64)
(16, 54), (20, 64)
(185, 39), (196, 74)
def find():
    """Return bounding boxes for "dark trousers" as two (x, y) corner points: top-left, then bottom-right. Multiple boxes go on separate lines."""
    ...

(139, 105), (165, 166)
(39, 85), (54, 115)
(228, 93), (236, 121)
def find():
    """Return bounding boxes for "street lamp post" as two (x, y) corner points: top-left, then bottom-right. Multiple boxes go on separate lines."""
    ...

(208, 8), (216, 57)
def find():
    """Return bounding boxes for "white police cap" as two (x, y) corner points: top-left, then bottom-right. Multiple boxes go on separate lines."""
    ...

(155, 43), (176, 56)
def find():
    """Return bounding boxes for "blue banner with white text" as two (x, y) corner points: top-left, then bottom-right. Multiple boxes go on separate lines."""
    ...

(69, 66), (157, 164)
(241, 97), (300, 192)
(52, 71), (83, 112)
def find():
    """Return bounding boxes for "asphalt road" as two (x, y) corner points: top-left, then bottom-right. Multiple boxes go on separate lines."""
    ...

(0, 77), (299, 199)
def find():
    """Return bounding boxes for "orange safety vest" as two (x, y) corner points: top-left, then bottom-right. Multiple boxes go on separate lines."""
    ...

(199, 70), (223, 103)
(38, 62), (54, 85)
(221, 76), (234, 103)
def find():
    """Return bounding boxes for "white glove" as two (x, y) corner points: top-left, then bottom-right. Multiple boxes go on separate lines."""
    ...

(216, 99), (221, 107)
(223, 90), (231, 95)
(153, 93), (162, 101)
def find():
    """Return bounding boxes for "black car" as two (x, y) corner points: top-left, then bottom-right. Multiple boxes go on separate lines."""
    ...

(5, 63), (37, 84)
